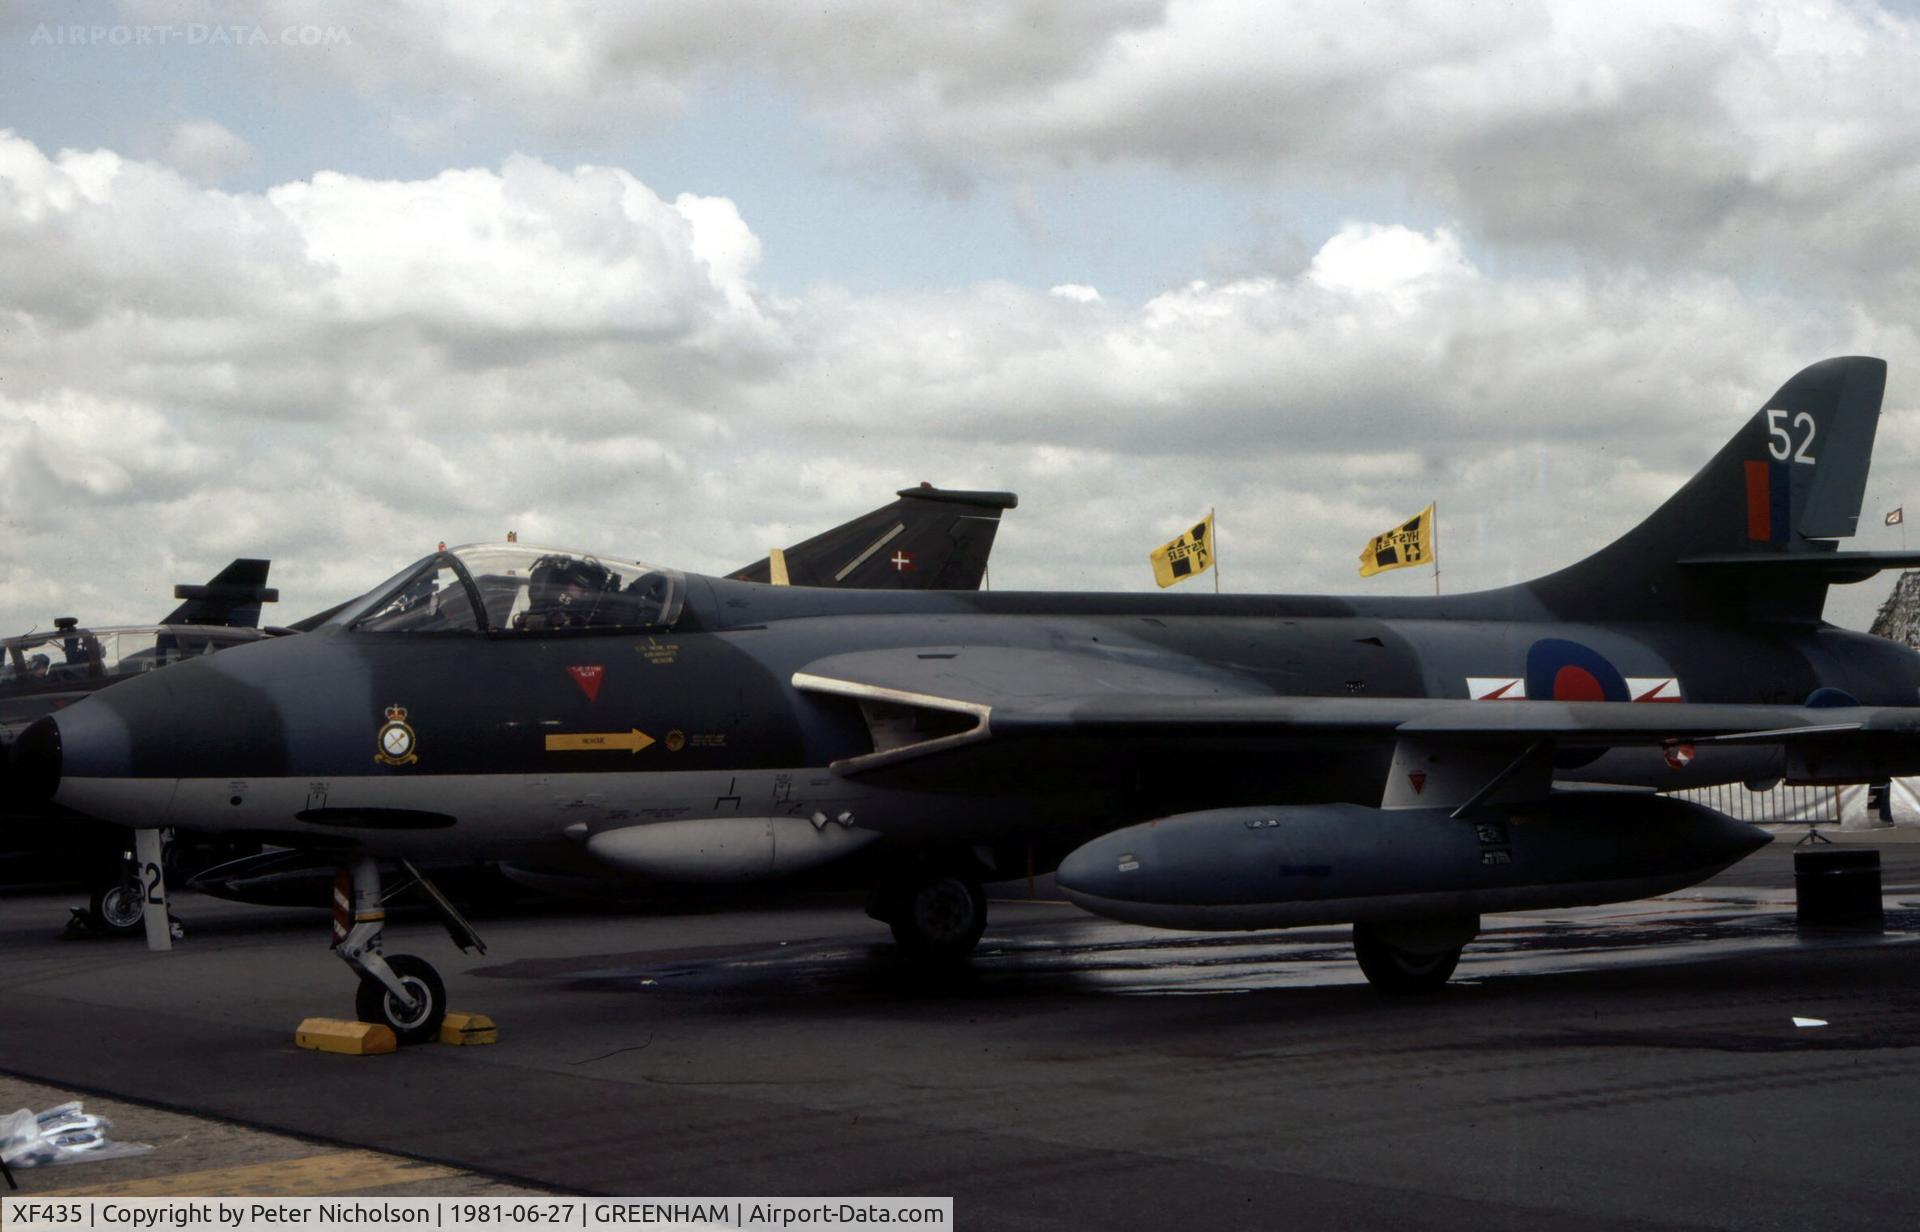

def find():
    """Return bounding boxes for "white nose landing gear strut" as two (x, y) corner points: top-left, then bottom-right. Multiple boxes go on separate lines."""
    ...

(331, 856), (486, 1045)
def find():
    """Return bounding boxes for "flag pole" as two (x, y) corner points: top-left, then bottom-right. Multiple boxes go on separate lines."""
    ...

(1432, 501), (1440, 596)
(1212, 508), (1219, 594)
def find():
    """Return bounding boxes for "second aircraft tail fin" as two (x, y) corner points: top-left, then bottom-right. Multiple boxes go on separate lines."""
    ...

(729, 485), (1018, 591)
(160, 558), (279, 628)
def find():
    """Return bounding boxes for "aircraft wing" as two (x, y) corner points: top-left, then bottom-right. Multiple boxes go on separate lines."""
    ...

(793, 646), (1920, 784)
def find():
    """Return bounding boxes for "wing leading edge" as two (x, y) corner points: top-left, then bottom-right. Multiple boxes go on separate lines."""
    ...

(793, 647), (1920, 787)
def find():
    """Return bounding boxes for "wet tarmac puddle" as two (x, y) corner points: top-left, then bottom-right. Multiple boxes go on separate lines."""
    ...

(473, 892), (1920, 1001)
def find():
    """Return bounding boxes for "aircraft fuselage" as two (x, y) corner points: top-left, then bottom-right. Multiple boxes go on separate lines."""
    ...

(42, 575), (1920, 876)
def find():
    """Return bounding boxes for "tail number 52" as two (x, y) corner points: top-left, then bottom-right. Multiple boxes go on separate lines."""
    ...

(1767, 408), (1817, 464)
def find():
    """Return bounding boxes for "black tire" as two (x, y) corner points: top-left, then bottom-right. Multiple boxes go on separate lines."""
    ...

(354, 954), (447, 1045)
(889, 872), (987, 965)
(87, 881), (145, 936)
(1353, 922), (1462, 994)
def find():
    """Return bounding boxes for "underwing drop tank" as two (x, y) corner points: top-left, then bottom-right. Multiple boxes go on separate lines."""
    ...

(1056, 793), (1771, 931)
(585, 816), (879, 883)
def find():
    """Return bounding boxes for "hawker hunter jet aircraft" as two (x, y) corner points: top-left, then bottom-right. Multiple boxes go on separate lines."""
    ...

(182, 484), (1018, 909)
(20, 357), (1920, 1041)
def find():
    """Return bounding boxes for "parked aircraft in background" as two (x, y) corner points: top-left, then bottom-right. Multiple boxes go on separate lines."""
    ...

(158, 558), (279, 629)
(22, 358), (1920, 1042)
(0, 560), (277, 925)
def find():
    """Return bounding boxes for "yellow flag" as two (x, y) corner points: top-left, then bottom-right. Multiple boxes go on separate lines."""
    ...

(1150, 512), (1215, 588)
(1358, 504), (1435, 577)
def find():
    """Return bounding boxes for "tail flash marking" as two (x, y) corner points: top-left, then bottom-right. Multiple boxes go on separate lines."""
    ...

(1744, 459), (1792, 545)
(1770, 459), (1792, 544)
(1745, 461), (1770, 542)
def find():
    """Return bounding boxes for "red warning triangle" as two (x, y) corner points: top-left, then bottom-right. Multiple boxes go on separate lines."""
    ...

(1408, 771), (1427, 795)
(568, 665), (605, 702)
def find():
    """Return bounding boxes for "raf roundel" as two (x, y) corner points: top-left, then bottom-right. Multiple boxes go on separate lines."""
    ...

(374, 704), (420, 767)
(1523, 638), (1630, 703)
(1523, 638), (1630, 770)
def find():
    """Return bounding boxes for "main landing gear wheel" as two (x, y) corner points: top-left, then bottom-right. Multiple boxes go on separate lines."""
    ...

(354, 953), (446, 1045)
(1352, 921), (1465, 994)
(888, 872), (987, 964)
(87, 879), (144, 936)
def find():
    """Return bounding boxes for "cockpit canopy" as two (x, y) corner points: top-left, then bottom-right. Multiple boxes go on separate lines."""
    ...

(343, 544), (685, 636)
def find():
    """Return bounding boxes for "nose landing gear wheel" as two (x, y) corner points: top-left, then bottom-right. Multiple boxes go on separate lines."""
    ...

(88, 880), (145, 936)
(354, 953), (447, 1044)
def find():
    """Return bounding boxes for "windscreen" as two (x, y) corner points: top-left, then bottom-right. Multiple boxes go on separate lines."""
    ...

(347, 544), (683, 635)
(352, 558), (483, 634)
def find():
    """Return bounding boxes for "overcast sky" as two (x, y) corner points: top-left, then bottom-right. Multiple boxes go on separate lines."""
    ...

(4, 0), (1920, 634)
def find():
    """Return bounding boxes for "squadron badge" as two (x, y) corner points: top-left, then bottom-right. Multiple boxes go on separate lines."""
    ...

(374, 704), (419, 766)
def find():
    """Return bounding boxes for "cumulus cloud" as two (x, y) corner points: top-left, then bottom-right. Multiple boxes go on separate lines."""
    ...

(165, 0), (1920, 309)
(267, 156), (767, 339)
(0, 137), (309, 323)
(3, 128), (1914, 637)
(0, 133), (775, 619)
(1306, 225), (1475, 314)
(214, 0), (1159, 144)
(158, 119), (254, 183)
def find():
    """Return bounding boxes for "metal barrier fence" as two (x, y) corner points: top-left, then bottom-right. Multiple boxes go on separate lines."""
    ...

(1668, 782), (1842, 825)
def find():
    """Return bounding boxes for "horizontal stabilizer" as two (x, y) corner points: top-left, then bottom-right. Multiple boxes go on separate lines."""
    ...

(1678, 550), (1920, 586)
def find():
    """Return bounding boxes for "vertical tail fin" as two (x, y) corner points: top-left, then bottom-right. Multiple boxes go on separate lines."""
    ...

(729, 486), (1018, 591)
(1526, 357), (1895, 622)
(160, 558), (278, 628)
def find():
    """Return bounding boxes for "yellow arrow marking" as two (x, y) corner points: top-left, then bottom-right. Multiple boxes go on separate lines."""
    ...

(545, 728), (656, 753)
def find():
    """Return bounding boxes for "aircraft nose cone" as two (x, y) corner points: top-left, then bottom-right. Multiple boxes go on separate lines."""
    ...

(23, 677), (172, 825)
(11, 715), (62, 803)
